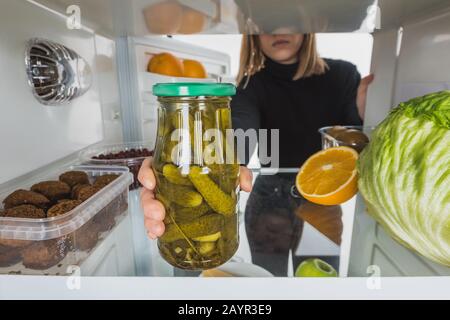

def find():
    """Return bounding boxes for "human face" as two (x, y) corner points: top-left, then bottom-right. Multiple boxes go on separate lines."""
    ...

(259, 32), (304, 65)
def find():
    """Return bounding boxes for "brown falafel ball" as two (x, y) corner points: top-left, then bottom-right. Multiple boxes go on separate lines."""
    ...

(72, 220), (101, 251)
(3, 190), (50, 210)
(47, 200), (82, 217)
(0, 245), (22, 268)
(78, 186), (101, 202)
(3, 205), (46, 219)
(59, 171), (90, 188)
(73, 185), (100, 202)
(93, 201), (117, 232)
(0, 205), (38, 249)
(21, 237), (69, 270)
(0, 206), (45, 251)
(31, 181), (71, 203)
(93, 174), (119, 189)
(57, 199), (73, 204)
(71, 184), (91, 199)
(0, 238), (32, 249)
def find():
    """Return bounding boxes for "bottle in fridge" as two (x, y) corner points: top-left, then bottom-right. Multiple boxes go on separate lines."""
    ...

(152, 83), (240, 270)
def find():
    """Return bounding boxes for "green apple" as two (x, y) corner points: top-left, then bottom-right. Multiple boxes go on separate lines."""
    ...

(295, 258), (337, 277)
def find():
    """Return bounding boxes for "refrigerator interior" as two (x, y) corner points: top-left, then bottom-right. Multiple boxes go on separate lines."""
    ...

(0, 0), (449, 278)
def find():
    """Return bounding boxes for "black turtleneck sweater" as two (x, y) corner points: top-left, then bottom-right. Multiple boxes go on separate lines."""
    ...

(231, 58), (362, 168)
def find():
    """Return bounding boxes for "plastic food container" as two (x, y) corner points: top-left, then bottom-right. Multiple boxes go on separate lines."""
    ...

(152, 83), (240, 270)
(318, 125), (375, 153)
(79, 141), (154, 190)
(0, 166), (133, 275)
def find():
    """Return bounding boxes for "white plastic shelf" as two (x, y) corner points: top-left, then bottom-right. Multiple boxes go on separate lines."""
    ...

(139, 71), (216, 93)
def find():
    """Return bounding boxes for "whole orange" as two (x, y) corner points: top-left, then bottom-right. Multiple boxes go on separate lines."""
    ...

(148, 53), (184, 77)
(178, 8), (206, 34)
(143, 1), (183, 34)
(182, 59), (207, 78)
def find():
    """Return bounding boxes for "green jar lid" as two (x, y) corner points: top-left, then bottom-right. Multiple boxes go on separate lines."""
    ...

(153, 83), (236, 97)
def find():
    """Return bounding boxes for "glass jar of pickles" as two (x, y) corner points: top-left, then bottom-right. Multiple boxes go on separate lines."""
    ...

(152, 83), (239, 270)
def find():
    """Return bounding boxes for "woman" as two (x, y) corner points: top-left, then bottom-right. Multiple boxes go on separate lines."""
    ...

(138, 33), (373, 275)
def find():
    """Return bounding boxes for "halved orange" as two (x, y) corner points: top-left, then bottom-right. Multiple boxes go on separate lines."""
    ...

(296, 147), (358, 206)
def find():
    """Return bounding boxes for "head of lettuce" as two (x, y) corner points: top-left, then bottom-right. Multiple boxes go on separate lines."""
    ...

(358, 90), (450, 266)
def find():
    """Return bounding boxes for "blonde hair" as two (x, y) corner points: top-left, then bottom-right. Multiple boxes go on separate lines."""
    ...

(237, 34), (328, 87)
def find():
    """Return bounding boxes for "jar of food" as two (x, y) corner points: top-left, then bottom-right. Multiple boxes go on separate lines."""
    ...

(152, 83), (239, 270)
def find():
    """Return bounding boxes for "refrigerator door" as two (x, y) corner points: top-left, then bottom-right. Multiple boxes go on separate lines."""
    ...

(348, 5), (450, 277)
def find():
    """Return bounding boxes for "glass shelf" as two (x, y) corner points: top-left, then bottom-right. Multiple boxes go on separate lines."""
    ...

(160, 167), (351, 278)
(34, 0), (379, 36)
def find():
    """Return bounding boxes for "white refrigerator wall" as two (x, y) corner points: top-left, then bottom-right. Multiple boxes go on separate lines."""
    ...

(394, 10), (450, 104)
(0, 0), (122, 184)
(95, 34), (124, 144)
(348, 7), (450, 277)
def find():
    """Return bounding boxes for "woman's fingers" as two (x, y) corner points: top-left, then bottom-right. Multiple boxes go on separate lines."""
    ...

(138, 157), (156, 190)
(140, 187), (153, 204)
(143, 199), (166, 221)
(147, 232), (157, 240)
(239, 166), (253, 192)
(138, 158), (166, 239)
(357, 74), (375, 119)
(361, 74), (375, 86)
(140, 188), (166, 221)
(139, 173), (166, 240)
(144, 219), (166, 239)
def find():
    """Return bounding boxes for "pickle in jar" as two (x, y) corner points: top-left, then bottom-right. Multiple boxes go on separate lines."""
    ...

(158, 178), (203, 208)
(173, 201), (211, 223)
(160, 213), (224, 243)
(153, 83), (238, 270)
(188, 166), (236, 216)
(162, 164), (192, 186)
